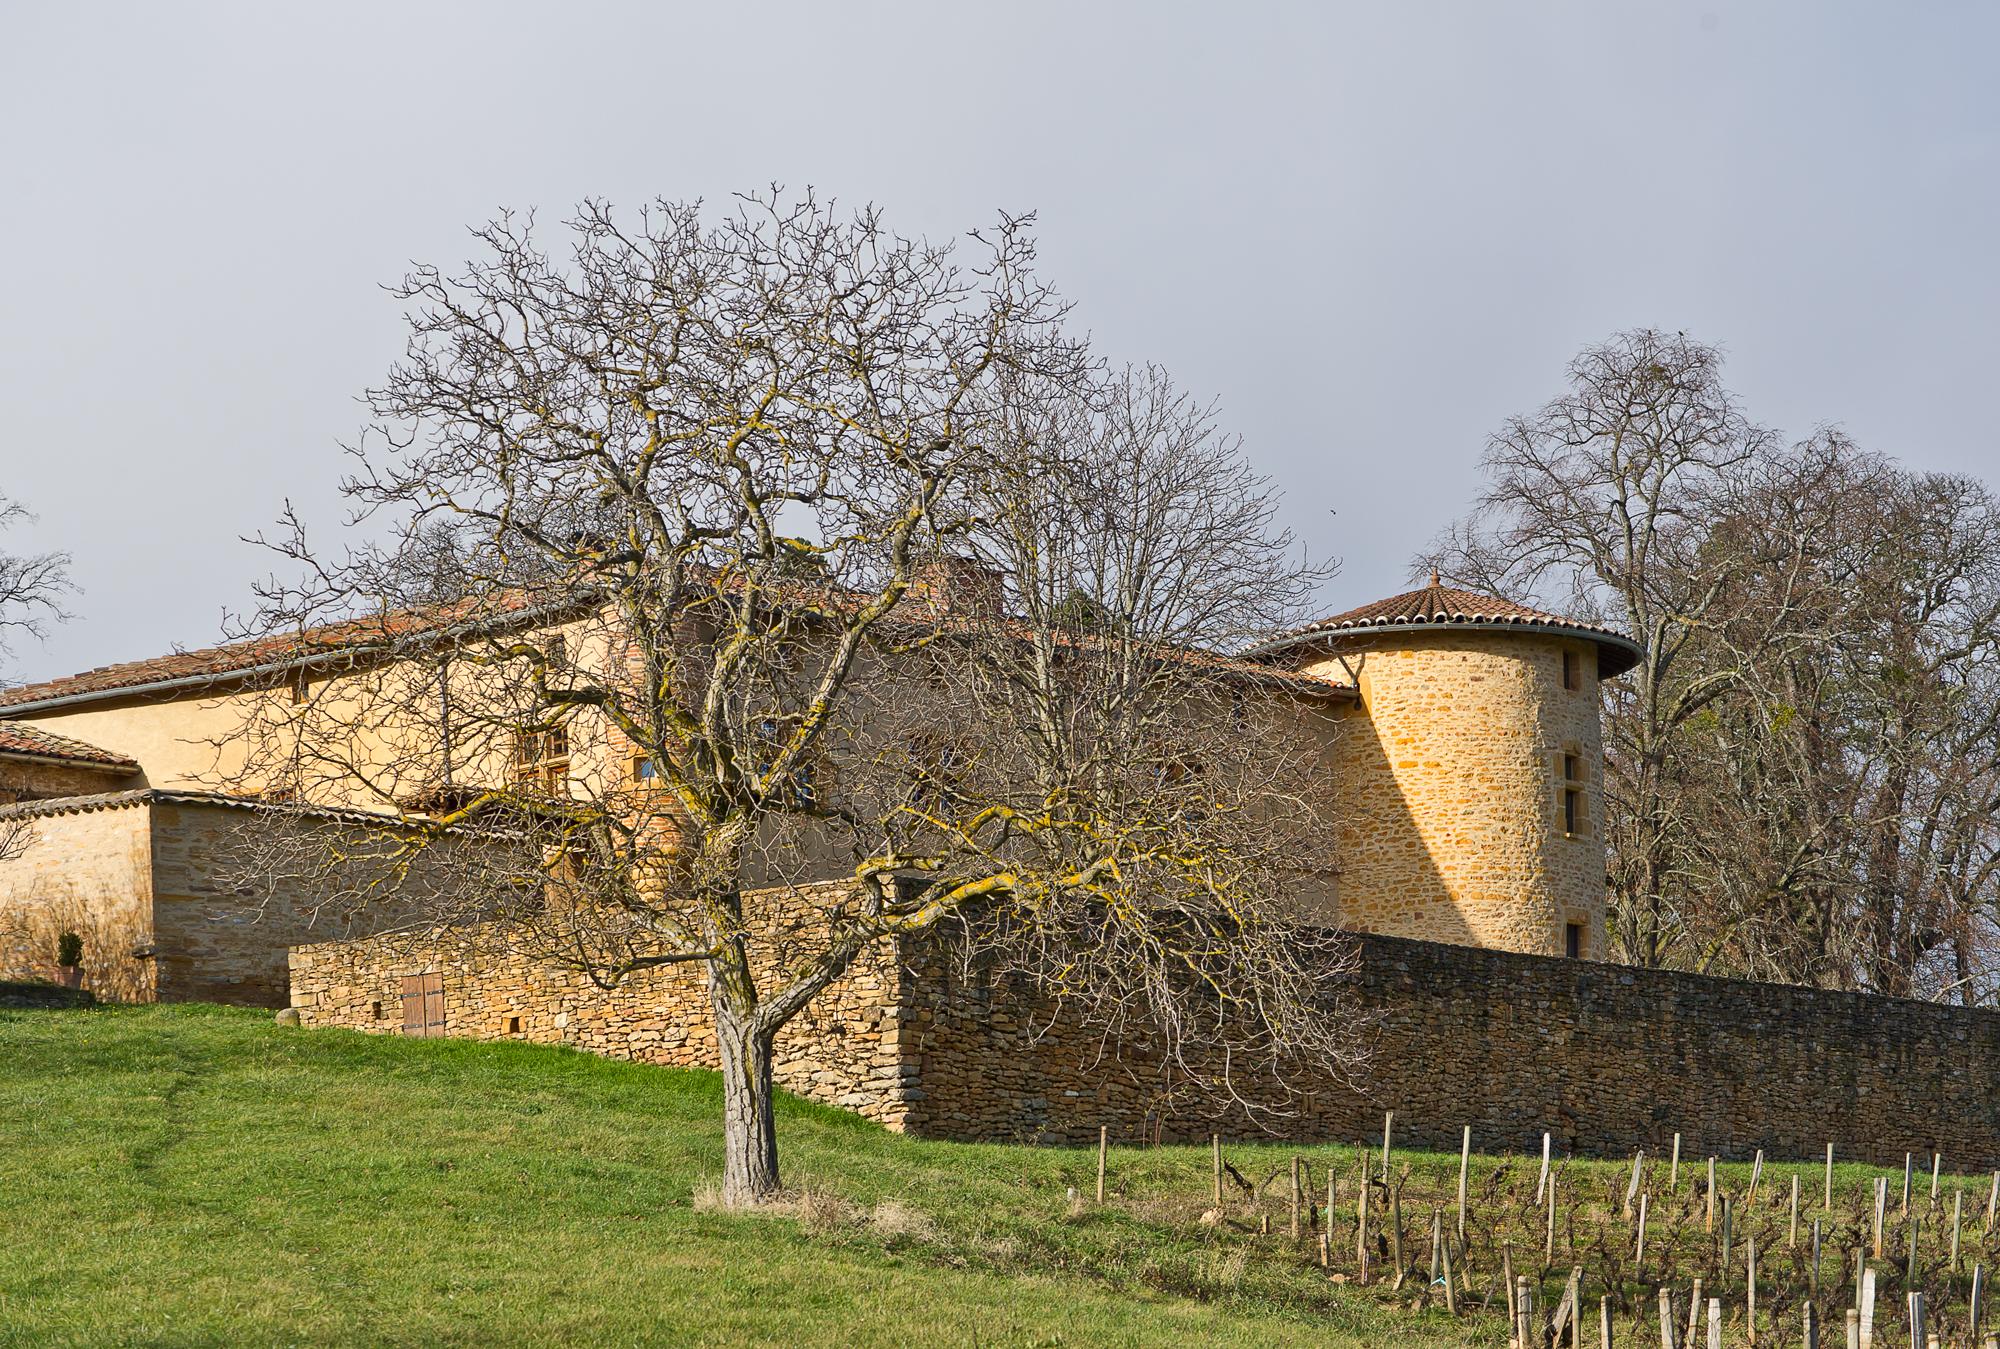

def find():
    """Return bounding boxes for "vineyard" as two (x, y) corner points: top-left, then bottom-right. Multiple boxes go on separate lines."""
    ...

(1159, 1116), (2000, 1347)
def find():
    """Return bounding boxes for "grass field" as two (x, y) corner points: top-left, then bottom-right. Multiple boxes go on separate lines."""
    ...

(0, 998), (1484, 1348)
(5, 997), (1989, 1347)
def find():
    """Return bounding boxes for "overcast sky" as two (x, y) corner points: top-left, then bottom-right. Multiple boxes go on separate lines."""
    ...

(2, 2), (1995, 683)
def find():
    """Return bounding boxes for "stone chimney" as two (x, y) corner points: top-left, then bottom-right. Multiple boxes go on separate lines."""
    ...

(907, 555), (1006, 618)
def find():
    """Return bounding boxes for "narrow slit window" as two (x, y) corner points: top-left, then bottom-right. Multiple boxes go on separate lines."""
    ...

(1565, 922), (1583, 959)
(1561, 649), (1581, 691)
(1561, 752), (1585, 836)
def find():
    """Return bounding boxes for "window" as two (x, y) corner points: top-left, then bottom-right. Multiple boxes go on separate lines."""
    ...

(1561, 751), (1586, 836)
(503, 1014), (522, 1036)
(1561, 649), (1582, 691)
(630, 754), (660, 787)
(511, 724), (571, 793)
(1565, 922), (1583, 960)
(400, 973), (445, 1036)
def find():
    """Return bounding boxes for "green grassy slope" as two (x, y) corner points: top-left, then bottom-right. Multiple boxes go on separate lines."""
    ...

(0, 1002), (1482, 1348)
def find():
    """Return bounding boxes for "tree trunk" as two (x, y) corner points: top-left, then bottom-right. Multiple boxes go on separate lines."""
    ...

(715, 998), (780, 1207)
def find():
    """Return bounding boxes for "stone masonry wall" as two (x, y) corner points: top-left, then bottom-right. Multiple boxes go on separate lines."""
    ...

(906, 935), (2000, 1169)
(290, 917), (2000, 1169)
(1299, 631), (1607, 957)
(289, 882), (924, 1129)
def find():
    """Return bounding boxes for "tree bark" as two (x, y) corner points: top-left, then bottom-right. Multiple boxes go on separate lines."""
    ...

(715, 996), (780, 1207)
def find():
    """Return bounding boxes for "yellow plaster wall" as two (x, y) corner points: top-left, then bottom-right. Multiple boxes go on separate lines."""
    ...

(0, 803), (157, 999)
(1295, 631), (1606, 957)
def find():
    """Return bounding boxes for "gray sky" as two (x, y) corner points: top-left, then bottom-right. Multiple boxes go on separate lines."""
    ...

(3, 2), (1995, 683)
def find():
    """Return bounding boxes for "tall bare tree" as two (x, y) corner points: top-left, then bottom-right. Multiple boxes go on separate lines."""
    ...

(223, 196), (1358, 1206)
(0, 493), (72, 860)
(1422, 330), (1776, 966)
(1430, 332), (2000, 997)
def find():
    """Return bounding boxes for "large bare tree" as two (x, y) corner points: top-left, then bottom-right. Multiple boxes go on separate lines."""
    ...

(1422, 330), (1776, 967)
(0, 493), (72, 861)
(1428, 331), (2000, 997)
(224, 196), (1357, 1206)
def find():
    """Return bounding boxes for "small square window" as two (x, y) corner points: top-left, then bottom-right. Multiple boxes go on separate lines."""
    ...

(369, 1000), (383, 1021)
(504, 1015), (522, 1036)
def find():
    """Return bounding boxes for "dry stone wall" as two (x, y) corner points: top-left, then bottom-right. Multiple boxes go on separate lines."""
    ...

(289, 882), (925, 1129)
(291, 916), (2000, 1169)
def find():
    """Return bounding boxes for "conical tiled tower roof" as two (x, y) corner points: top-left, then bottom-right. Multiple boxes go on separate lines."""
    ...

(1251, 573), (1642, 677)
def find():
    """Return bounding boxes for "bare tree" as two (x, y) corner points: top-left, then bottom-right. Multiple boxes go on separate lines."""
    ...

(0, 493), (72, 861)
(222, 196), (1360, 1206)
(1422, 330), (1776, 967)
(1429, 332), (2000, 996)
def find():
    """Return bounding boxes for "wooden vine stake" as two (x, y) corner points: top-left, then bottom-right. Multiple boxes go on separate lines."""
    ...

(1625, 1150), (1646, 1219)
(1970, 1261), (1986, 1344)
(1907, 1291), (1925, 1349)
(1953, 1189), (1964, 1269)
(1671, 1131), (1682, 1190)
(1747, 1148), (1765, 1205)
(1901, 1153), (1912, 1218)
(1746, 1236), (1757, 1346)
(1537, 1129), (1552, 1204)
(1381, 1110), (1393, 1175)
(1355, 1173), (1371, 1284)
(1988, 1170), (1999, 1231)
(1600, 1293), (1612, 1349)
(1929, 1152), (1941, 1205)
(1706, 1297), (1721, 1349)
(1707, 1157), (1718, 1232)
(1211, 1133), (1221, 1206)
(1802, 1302), (1818, 1349)
(1095, 1125), (1107, 1205)
(1457, 1124), (1471, 1240)
(1546, 1175), (1557, 1264)
(1859, 1266), (1877, 1349)
(1686, 1278), (1704, 1349)
(1845, 1309), (1859, 1349)
(1873, 1178), (1888, 1260)
(1634, 1192), (1649, 1268)
(1657, 1286), (1677, 1349)
(1389, 1181), (1405, 1290)
(1289, 1155), (1301, 1241)
(1790, 1174), (1800, 1248)
(1439, 1227), (1457, 1316)
(1825, 1142), (1835, 1211)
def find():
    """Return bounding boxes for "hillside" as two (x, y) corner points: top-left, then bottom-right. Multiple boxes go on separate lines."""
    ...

(0, 999), (1478, 1348)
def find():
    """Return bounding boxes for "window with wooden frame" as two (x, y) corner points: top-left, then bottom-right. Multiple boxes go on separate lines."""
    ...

(1560, 749), (1586, 836)
(510, 724), (570, 792)
(400, 973), (445, 1036)
(629, 752), (662, 788)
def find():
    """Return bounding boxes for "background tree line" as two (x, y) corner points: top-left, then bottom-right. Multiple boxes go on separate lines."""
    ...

(1428, 329), (2000, 1002)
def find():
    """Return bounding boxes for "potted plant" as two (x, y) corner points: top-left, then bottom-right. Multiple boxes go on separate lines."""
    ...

(54, 931), (83, 989)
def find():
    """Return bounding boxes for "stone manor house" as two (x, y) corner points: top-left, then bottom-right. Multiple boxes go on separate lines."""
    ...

(11, 574), (1995, 1162)
(0, 575), (1632, 995)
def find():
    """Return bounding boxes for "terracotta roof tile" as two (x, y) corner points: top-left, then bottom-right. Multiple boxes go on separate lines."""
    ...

(0, 723), (140, 769)
(0, 594), (551, 712)
(1253, 576), (1642, 677)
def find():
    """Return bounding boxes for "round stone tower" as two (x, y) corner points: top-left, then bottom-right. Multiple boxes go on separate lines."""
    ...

(1253, 577), (1640, 959)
